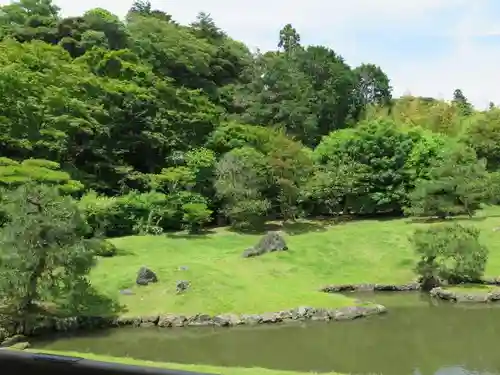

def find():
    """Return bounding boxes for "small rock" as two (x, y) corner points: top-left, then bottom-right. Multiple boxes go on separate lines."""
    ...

(141, 316), (159, 324)
(297, 306), (314, 318)
(136, 266), (158, 286)
(241, 247), (256, 258)
(261, 312), (279, 323)
(179, 266), (189, 271)
(312, 308), (332, 321)
(115, 316), (136, 326)
(1, 334), (27, 348)
(333, 306), (364, 321)
(176, 280), (190, 294)
(213, 315), (231, 327)
(172, 315), (187, 327)
(158, 314), (177, 328)
(275, 310), (292, 320)
(240, 314), (262, 325)
(187, 314), (213, 327)
(120, 289), (134, 295)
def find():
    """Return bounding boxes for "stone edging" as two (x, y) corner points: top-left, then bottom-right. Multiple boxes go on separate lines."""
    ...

(0, 304), (387, 346)
(320, 283), (421, 293)
(430, 287), (500, 303)
(473, 277), (500, 286)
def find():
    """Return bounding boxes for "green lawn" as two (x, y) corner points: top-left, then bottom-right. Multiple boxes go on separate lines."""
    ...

(89, 206), (500, 316)
(22, 350), (344, 375)
(446, 284), (500, 293)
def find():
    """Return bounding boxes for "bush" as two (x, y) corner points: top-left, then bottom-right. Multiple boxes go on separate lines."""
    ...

(314, 119), (419, 215)
(405, 143), (491, 219)
(79, 190), (174, 237)
(411, 223), (489, 290)
(215, 147), (270, 228)
(182, 202), (212, 233)
(79, 190), (211, 237)
(0, 158), (84, 195)
(85, 238), (118, 257)
(0, 183), (95, 315)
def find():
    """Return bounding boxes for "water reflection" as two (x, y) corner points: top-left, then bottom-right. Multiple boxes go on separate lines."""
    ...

(33, 292), (500, 375)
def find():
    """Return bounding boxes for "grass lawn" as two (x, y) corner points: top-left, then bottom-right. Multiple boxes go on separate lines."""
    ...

(445, 284), (500, 293)
(22, 350), (344, 375)
(89, 206), (500, 317)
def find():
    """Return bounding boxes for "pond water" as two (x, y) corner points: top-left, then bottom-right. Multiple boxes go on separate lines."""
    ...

(32, 292), (500, 375)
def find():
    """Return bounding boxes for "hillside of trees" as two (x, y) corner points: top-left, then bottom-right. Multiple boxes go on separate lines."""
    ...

(0, 0), (499, 237)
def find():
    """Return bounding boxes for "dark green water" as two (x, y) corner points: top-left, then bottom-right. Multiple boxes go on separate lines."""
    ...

(33, 292), (500, 375)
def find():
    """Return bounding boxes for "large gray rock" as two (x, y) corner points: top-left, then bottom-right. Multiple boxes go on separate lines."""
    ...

(136, 266), (158, 286)
(242, 231), (288, 258)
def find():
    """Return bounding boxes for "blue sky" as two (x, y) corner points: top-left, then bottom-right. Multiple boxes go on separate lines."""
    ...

(2, 0), (500, 108)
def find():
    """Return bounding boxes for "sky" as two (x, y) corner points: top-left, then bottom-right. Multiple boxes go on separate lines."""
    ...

(3, 0), (500, 109)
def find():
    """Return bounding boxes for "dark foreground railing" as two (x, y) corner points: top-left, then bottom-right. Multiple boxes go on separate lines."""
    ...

(0, 349), (219, 375)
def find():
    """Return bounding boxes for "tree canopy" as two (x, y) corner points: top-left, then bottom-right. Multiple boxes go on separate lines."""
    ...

(0, 0), (496, 232)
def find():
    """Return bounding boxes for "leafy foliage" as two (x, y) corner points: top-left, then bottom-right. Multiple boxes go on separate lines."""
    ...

(405, 143), (491, 218)
(0, 0), (498, 234)
(0, 158), (83, 194)
(85, 238), (118, 257)
(411, 224), (489, 287)
(0, 184), (95, 317)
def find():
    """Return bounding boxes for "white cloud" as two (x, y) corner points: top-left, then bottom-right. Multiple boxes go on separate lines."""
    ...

(0, 0), (499, 108)
(388, 0), (500, 108)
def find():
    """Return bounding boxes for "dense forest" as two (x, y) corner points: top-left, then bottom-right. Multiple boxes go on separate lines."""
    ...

(0, 0), (499, 238)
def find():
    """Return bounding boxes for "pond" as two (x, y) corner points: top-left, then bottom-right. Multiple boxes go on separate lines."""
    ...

(32, 292), (500, 375)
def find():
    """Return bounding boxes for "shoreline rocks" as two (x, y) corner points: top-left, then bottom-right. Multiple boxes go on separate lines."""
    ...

(320, 282), (421, 293)
(0, 304), (387, 346)
(320, 277), (500, 294)
(430, 287), (500, 303)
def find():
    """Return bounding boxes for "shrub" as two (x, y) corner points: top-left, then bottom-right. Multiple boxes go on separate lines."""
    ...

(405, 143), (491, 219)
(79, 190), (209, 237)
(0, 183), (95, 315)
(85, 238), (118, 257)
(0, 158), (84, 195)
(215, 147), (270, 228)
(314, 119), (419, 215)
(79, 190), (174, 237)
(411, 223), (489, 290)
(182, 202), (212, 233)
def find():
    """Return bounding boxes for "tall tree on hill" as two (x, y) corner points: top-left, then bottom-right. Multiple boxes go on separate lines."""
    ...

(353, 63), (392, 107)
(452, 88), (473, 116)
(278, 23), (301, 54)
(190, 12), (225, 40)
(127, 0), (174, 23)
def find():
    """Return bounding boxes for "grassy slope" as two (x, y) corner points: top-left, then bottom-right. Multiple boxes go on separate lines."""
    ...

(21, 350), (343, 375)
(90, 206), (500, 316)
(446, 284), (500, 293)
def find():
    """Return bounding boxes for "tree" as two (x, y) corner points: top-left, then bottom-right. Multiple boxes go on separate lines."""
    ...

(353, 63), (392, 107)
(301, 157), (369, 216)
(215, 147), (270, 228)
(0, 158), (83, 194)
(0, 184), (96, 319)
(452, 88), (473, 116)
(411, 223), (489, 289)
(314, 119), (418, 215)
(462, 109), (500, 171)
(405, 143), (491, 219)
(190, 12), (225, 40)
(278, 23), (301, 53)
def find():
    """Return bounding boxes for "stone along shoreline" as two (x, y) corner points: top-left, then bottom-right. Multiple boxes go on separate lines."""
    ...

(0, 304), (387, 347)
